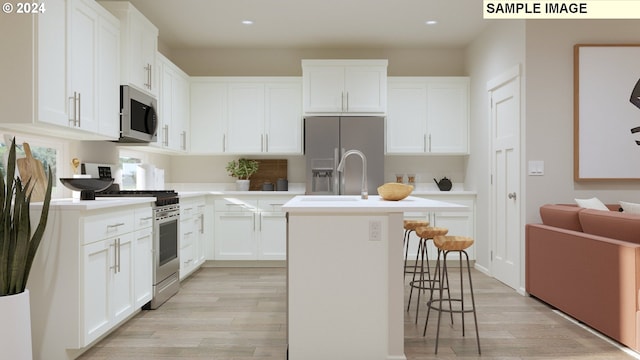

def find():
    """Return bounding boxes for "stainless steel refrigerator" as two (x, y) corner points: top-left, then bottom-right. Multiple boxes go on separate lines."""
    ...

(304, 116), (385, 195)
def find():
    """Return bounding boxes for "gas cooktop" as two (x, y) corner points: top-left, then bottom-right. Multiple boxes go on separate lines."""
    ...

(94, 190), (179, 206)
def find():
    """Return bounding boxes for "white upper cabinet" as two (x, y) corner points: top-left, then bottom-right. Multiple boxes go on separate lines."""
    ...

(265, 82), (303, 154)
(69, 0), (120, 137)
(0, 0), (120, 140)
(227, 82), (265, 153)
(302, 60), (387, 114)
(190, 77), (302, 155)
(155, 53), (189, 152)
(190, 81), (227, 153)
(100, 1), (158, 96)
(386, 77), (470, 155)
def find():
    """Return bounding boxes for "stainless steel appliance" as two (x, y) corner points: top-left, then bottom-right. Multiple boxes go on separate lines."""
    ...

(118, 85), (158, 143)
(95, 189), (181, 309)
(304, 116), (385, 195)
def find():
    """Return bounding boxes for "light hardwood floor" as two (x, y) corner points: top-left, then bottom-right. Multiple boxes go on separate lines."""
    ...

(79, 266), (637, 360)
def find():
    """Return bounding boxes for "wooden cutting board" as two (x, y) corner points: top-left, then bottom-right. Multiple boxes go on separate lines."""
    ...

(248, 159), (287, 191)
(16, 142), (47, 201)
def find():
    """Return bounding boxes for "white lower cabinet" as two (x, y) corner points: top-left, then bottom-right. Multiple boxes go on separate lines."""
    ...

(83, 232), (134, 345)
(214, 196), (291, 261)
(404, 195), (475, 262)
(29, 203), (154, 360)
(179, 196), (208, 279)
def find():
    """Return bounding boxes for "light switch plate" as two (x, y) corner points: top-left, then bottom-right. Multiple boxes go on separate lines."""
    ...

(528, 160), (544, 176)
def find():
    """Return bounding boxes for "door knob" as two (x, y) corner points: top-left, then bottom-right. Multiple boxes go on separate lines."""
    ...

(508, 192), (517, 200)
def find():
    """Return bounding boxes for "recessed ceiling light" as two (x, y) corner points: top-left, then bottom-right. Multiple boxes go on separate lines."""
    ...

(425, 20), (438, 25)
(242, 20), (254, 25)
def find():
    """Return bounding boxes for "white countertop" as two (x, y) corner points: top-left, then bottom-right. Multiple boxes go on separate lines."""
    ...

(32, 197), (154, 210)
(282, 195), (467, 213)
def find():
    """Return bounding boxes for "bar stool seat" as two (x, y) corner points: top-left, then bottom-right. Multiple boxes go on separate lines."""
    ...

(403, 220), (429, 275)
(424, 235), (481, 355)
(407, 226), (448, 323)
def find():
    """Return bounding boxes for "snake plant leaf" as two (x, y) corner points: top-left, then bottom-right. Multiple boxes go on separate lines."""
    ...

(0, 138), (52, 296)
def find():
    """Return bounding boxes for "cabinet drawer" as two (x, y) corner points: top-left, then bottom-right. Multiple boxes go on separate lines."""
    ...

(134, 207), (153, 229)
(83, 210), (134, 244)
(180, 200), (204, 218)
(214, 199), (257, 212)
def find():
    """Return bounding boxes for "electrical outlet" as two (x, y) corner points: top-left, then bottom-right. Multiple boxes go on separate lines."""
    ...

(369, 220), (381, 241)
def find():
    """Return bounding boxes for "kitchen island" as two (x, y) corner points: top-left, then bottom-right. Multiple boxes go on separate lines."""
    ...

(282, 195), (466, 360)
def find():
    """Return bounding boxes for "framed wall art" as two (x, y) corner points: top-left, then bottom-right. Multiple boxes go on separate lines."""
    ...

(574, 44), (640, 181)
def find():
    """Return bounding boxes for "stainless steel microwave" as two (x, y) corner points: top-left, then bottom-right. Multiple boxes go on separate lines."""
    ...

(118, 85), (158, 143)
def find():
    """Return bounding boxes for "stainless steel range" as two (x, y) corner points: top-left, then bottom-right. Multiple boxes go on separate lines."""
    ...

(95, 189), (181, 309)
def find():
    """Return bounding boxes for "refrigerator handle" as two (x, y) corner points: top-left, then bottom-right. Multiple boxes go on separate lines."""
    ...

(339, 147), (346, 195)
(334, 147), (340, 195)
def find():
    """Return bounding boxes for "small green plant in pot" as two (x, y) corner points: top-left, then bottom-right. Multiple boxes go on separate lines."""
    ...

(226, 158), (259, 191)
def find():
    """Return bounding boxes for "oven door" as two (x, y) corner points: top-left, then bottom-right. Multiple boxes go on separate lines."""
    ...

(154, 212), (180, 283)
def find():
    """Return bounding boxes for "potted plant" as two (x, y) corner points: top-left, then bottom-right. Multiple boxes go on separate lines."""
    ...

(0, 138), (52, 359)
(225, 158), (259, 191)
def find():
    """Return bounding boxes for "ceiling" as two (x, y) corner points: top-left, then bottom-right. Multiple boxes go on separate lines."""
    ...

(110, 0), (490, 49)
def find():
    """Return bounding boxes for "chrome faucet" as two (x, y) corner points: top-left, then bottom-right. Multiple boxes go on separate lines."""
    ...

(337, 149), (368, 199)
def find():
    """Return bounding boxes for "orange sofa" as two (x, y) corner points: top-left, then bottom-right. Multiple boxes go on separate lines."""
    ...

(526, 204), (640, 352)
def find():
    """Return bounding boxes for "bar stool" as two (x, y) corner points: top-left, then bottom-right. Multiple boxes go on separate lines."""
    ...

(403, 220), (429, 275)
(424, 235), (480, 355)
(407, 226), (448, 323)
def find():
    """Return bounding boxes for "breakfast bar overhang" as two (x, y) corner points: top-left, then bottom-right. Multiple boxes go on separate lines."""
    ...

(282, 195), (467, 360)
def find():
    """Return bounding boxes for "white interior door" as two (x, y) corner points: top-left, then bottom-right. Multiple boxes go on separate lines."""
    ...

(488, 66), (521, 290)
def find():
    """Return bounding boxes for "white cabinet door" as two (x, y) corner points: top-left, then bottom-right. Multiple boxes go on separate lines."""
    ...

(69, 0), (120, 138)
(386, 79), (428, 154)
(302, 60), (388, 114)
(82, 239), (111, 346)
(227, 83), (265, 153)
(302, 65), (345, 113)
(37, 0), (69, 127)
(214, 212), (256, 260)
(97, 13), (120, 138)
(214, 199), (257, 260)
(265, 81), (303, 154)
(179, 216), (196, 279)
(344, 66), (387, 113)
(173, 73), (190, 152)
(427, 79), (469, 154)
(156, 54), (190, 152)
(195, 204), (207, 266)
(133, 227), (153, 308)
(69, 0), (99, 133)
(190, 81), (227, 153)
(386, 77), (469, 155)
(257, 199), (288, 260)
(111, 233), (134, 324)
(100, 1), (158, 96)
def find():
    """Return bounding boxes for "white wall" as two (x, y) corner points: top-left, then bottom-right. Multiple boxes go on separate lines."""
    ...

(465, 20), (526, 273)
(525, 20), (640, 224)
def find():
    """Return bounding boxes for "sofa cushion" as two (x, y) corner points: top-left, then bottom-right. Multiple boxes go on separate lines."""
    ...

(539, 204), (583, 232)
(579, 209), (640, 245)
(575, 197), (609, 211)
(619, 201), (640, 215)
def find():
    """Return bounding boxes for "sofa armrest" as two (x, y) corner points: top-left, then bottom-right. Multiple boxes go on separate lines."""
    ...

(526, 223), (640, 350)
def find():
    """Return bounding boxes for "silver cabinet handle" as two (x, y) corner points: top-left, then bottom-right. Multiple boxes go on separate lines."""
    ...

(341, 91), (345, 112)
(149, 64), (152, 90)
(261, 134), (264, 152)
(181, 131), (186, 150)
(508, 192), (517, 200)
(346, 92), (349, 112)
(117, 238), (121, 273)
(77, 92), (81, 127)
(424, 134), (427, 152)
(222, 134), (226, 152)
(107, 222), (125, 229)
(144, 63), (152, 90)
(69, 92), (80, 127)
(109, 241), (117, 272)
(428, 134), (431, 152)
